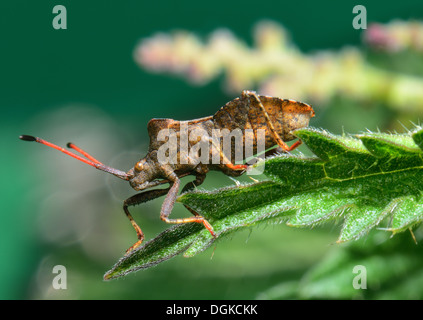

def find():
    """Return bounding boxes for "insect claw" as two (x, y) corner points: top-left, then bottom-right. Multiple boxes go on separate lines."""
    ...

(228, 176), (241, 187)
(125, 240), (144, 255)
(249, 176), (259, 183)
(209, 229), (217, 239)
(202, 219), (216, 238)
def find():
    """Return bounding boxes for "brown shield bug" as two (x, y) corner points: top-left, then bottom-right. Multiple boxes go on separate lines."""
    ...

(20, 90), (314, 253)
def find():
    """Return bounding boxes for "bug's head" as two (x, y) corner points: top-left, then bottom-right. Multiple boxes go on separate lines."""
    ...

(127, 157), (158, 191)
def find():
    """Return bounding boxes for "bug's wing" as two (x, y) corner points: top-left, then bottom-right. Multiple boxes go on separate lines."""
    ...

(213, 97), (248, 131)
(214, 94), (314, 125)
(213, 94), (315, 146)
(212, 96), (260, 162)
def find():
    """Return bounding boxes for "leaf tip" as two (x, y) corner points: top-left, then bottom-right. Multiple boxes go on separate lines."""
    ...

(103, 270), (115, 281)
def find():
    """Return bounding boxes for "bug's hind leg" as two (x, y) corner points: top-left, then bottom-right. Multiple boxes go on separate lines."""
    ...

(264, 141), (303, 158)
(208, 136), (248, 172)
(180, 174), (215, 235)
(123, 187), (170, 254)
(242, 90), (302, 153)
(160, 176), (216, 238)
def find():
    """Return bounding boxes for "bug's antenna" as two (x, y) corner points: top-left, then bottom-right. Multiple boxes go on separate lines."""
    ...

(19, 135), (129, 181)
(66, 142), (104, 165)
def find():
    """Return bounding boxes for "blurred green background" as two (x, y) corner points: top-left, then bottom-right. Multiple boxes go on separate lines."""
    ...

(2, 0), (423, 299)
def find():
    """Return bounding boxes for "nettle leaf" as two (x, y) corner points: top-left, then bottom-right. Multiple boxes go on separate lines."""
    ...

(256, 231), (423, 300)
(104, 127), (423, 280)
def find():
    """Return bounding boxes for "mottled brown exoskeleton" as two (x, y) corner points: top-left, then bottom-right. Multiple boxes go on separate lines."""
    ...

(20, 90), (315, 253)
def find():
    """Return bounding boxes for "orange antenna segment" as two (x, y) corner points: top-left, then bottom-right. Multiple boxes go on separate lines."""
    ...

(19, 135), (129, 180)
(66, 142), (103, 165)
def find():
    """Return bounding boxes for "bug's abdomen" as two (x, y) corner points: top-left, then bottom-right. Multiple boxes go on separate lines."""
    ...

(213, 94), (314, 155)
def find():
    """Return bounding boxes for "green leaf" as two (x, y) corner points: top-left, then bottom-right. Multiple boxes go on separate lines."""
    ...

(390, 195), (423, 233)
(105, 127), (423, 279)
(257, 231), (423, 299)
(104, 223), (203, 280)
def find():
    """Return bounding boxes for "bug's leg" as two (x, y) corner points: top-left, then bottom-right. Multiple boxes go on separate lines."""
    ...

(180, 174), (211, 219)
(264, 140), (302, 157)
(209, 136), (248, 171)
(123, 187), (170, 254)
(160, 174), (216, 237)
(243, 90), (301, 152)
(181, 173), (206, 194)
(224, 163), (248, 170)
(181, 174), (213, 231)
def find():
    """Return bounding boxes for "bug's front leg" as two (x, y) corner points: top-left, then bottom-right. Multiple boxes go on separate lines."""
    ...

(160, 173), (216, 238)
(123, 187), (170, 254)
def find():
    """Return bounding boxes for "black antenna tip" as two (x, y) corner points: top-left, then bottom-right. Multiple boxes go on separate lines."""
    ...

(19, 135), (37, 142)
(66, 142), (72, 148)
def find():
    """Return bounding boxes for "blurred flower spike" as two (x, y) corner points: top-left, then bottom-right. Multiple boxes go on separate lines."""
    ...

(134, 20), (423, 113)
(364, 20), (423, 52)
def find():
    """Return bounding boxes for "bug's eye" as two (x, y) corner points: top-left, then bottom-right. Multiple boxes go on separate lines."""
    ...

(135, 162), (144, 171)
